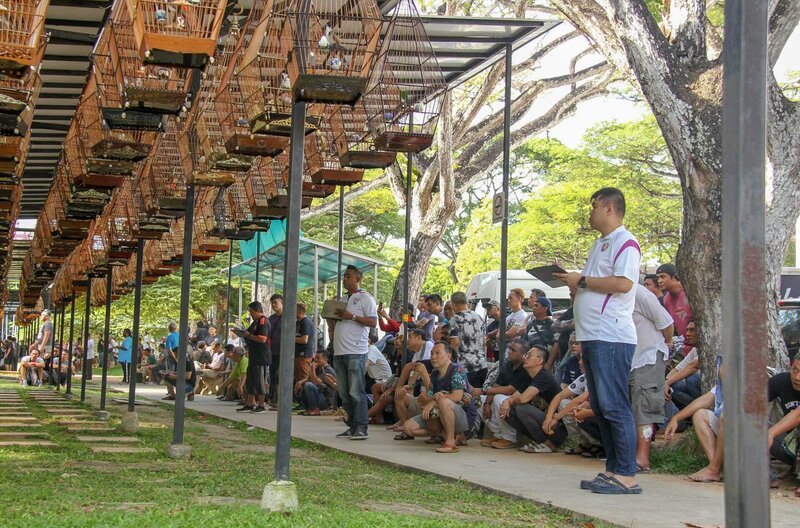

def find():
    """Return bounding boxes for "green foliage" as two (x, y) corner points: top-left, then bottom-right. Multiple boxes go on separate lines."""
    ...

(782, 70), (800, 102)
(455, 117), (682, 285)
(421, 259), (457, 297)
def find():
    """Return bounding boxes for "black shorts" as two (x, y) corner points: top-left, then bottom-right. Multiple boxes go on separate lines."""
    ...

(245, 362), (269, 396)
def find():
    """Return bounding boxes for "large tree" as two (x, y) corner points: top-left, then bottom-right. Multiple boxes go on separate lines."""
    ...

(543, 0), (800, 381)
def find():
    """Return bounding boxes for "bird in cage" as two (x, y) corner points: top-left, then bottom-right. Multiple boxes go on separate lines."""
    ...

(156, 8), (168, 23)
(281, 92), (292, 106)
(329, 53), (342, 71)
(318, 25), (332, 51)
(280, 71), (291, 90)
(309, 51), (318, 69)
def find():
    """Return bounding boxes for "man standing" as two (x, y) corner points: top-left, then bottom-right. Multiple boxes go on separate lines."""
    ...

(237, 301), (271, 414)
(294, 303), (315, 385)
(329, 265), (377, 440)
(35, 311), (53, 359)
(85, 336), (95, 380)
(656, 263), (693, 337)
(267, 294), (284, 406)
(554, 187), (642, 495)
(448, 292), (487, 388)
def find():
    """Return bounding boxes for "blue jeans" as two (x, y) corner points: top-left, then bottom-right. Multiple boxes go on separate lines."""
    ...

(333, 354), (368, 429)
(582, 340), (637, 477)
(302, 382), (328, 411)
(671, 372), (702, 409)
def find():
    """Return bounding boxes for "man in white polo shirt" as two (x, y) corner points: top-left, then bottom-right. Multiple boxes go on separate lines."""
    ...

(555, 187), (642, 495)
(329, 265), (378, 440)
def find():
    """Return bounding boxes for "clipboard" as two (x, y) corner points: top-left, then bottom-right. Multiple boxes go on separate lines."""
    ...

(525, 264), (568, 288)
(321, 299), (348, 320)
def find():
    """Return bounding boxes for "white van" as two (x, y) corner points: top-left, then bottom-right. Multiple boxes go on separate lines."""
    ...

(465, 270), (571, 320)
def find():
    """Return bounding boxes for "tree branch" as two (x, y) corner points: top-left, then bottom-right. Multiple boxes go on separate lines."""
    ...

(386, 163), (407, 208)
(299, 174), (391, 221)
(668, 0), (707, 65)
(769, 0), (800, 67)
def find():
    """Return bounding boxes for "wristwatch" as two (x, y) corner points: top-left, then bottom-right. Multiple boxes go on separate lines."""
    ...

(578, 276), (587, 289)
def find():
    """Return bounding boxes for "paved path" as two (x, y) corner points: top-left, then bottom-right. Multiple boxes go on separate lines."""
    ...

(103, 380), (797, 527)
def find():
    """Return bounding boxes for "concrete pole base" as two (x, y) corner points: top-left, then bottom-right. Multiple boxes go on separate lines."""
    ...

(166, 443), (192, 459)
(119, 411), (139, 433)
(97, 410), (111, 421)
(261, 480), (299, 512)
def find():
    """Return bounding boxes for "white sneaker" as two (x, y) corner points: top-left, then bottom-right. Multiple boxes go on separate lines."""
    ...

(34, 380), (42, 387)
(520, 442), (552, 453)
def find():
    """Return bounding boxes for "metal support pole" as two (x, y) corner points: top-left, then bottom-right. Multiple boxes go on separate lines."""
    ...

(49, 304), (58, 384)
(721, 1), (769, 526)
(127, 240), (145, 412)
(498, 43), (512, 368)
(401, 118), (413, 370)
(56, 303), (66, 391)
(313, 245), (319, 340)
(66, 292), (76, 394)
(275, 99), (306, 483)
(238, 276), (243, 326)
(336, 186), (344, 298)
(100, 268), (113, 411)
(254, 234), (261, 301)
(224, 244), (233, 347)
(172, 185), (195, 447)
(80, 278), (92, 402)
(321, 282), (328, 348)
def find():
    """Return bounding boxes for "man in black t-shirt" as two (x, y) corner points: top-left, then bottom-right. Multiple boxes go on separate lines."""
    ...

(767, 355), (800, 466)
(500, 345), (564, 452)
(236, 301), (271, 414)
(482, 339), (531, 449)
(294, 303), (315, 385)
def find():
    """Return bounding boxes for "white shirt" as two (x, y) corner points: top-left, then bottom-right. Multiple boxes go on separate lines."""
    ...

(366, 345), (392, 382)
(412, 340), (434, 362)
(574, 225), (641, 344)
(505, 309), (527, 332)
(210, 351), (225, 369)
(567, 374), (587, 396)
(675, 347), (698, 371)
(631, 284), (673, 370)
(333, 290), (377, 356)
(86, 338), (95, 360)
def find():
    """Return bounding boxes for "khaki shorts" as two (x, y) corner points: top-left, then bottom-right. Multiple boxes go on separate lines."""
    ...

(411, 402), (469, 434)
(629, 355), (666, 426)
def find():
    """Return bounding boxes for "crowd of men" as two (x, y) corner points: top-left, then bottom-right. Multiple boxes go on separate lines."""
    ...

(8, 187), (798, 498)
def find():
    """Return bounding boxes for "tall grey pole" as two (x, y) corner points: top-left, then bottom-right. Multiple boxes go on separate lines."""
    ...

(49, 303), (58, 384)
(128, 241), (145, 413)
(274, 100), (306, 484)
(401, 116), (413, 369)
(721, 1), (769, 526)
(498, 43), (512, 368)
(224, 244), (233, 345)
(66, 291), (76, 394)
(100, 267), (113, 413)
(80, 278), (92, 402)
(254, 234), (261, 300)
(313, 245), (319, 336)
(336, 186), (344, 298)
(171, 185), (195, 454)
(238, 276), (243, 326)
(56, 302), (66, 390)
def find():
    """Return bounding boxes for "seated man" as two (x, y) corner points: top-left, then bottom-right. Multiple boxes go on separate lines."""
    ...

(373, 356), (434, 429)
(50, 349), (72, 386)
(480, 338), (531, 449)
(559, 332), (583, 388)
(500, 345), (564, 453)
(163, 351), (198, 401)
(366, 336), (392, 397)
(216, 345), (248, 402)
(766, 352), (800, 473)
(196, 342), (226, 394)
(768, 405), (800, 497)
(151, 343), (168, 385)
(400, 342), (478, 453)
(18, 349), (45, 386)
(294, 351), (337, 415)
(137, 347), (153, 383)
(664, 320), (701, 409)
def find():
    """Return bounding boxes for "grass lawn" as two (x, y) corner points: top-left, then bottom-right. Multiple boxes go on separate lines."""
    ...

(0, 381), (607, 528)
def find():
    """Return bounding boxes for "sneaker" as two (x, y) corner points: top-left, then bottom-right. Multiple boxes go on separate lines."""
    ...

(34, 380), (42, 387)
(480, 437), (496, 447)
(236, 405), (254, 412)
(350, 427), (369, 440)
(250, 405), (266, 414)
(336, 427), (354, 438)
(519, 442), (552, 453)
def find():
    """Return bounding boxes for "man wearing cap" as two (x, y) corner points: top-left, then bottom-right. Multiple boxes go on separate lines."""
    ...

(448, 292), (487, 388)
(554, 187), (642, 494)
(523, 296), (555, 353)
(656, 263), (693, 337)
(483, 300), (502, 362)
(35, 310), (53, 358)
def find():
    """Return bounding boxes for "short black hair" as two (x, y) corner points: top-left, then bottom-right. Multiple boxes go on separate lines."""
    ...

(248, 301), (264, 312)
(225, 343), (235, 352)
(409, 328), (426, 340)
(345, 265), (362, 280)
(591, 187), (626, 218)
(531, 289), (546, 298)
(530, 344), (549, 364)
(644, 274), (658, 283)
(433, 341), (457, 361)
(270, 294), (284, 302)
(425, 294), (443, 305)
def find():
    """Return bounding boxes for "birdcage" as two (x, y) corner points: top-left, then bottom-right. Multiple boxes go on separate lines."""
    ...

(179, 112), (246, 187)
(130, 183), (172, 240)
(281, 0), (382, 104)
(140, 121), (188, 217)
(123, 0), (227, 67)
(86, 226), (111, 276)
(0, 65), (42, 137)
(193, 186), (229, 252)
(44, 173), (93, 240)
(365, 0), (445, 152)
(244, 156), (288, 219)
(0, 0), (49, 73)
(305, 125), (366, 185)
(327, 98), (396, 169)
(64, 126), (135, 191)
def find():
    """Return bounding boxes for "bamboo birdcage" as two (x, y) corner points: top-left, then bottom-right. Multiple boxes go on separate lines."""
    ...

(365, 0), (445, 152)
(123, 0), (227, 67)
(179, 112), (247, 187)
(244, 155), (288, 219)
(327, 98), (396, 169)
(140, 120), (188, 216)
(0, 0), (49, 73)
(129, 183), (172, 239)
(0, 64), (42, 140)
(306, 123), (367, 184)
(282, 0), (382, 104)
(193, 186), (229, 252)
(211, 179), (271, 239)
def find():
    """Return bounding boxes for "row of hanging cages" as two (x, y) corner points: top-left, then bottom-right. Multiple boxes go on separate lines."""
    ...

(0, 0), (49, 74)
(139, 120), (187, 217)
(211, 178), (271, 239)
(122, 0), (227, 67)
(91, 4), (190, 131)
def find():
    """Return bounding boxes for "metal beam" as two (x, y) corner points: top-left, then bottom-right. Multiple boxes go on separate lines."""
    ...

(129, 240), (144, 412)
(100, 268), (113, 411)
(66, 291), (76, 394)
(80, 278), (92, 402)
(721, 1), (769, 526)
(498, 44), (512, 368)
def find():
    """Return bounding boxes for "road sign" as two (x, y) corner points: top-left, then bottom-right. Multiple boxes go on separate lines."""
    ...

(492, 193), (505, 224)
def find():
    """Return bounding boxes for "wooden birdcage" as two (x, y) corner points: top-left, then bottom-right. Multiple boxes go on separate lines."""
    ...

(283, 0), (382, 104)
(179, 113), (246, 187)
(123, 0), (227, 67)
(0, 65), (41, 137)
(306, 125), (366, 185)
(328, 98), (396, 169)
(211, 179), (271, 239)
(0, 0), (49, 73)
(130, 183), (172, 240)
(193, 186), (229, 252)
(44, 172), (93, 240)
(244, 155), (288, 219)
(140, 120), (187, 217)
(366, 0), (445, 152)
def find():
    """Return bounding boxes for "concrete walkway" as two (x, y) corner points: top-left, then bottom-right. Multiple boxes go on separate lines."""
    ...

(100, 380), (797, 527)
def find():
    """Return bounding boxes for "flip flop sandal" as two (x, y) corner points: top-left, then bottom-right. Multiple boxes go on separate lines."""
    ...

(435, 443), (459, 453)
(300, 410), (320, 416)
(393, 432), (414, 441)
(565, 446), (589, 455)
(425, 436), (444, 444)
(580, 445), (603, 458)
(591, 475), (643, 495)
(636, 463), (651, 473)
